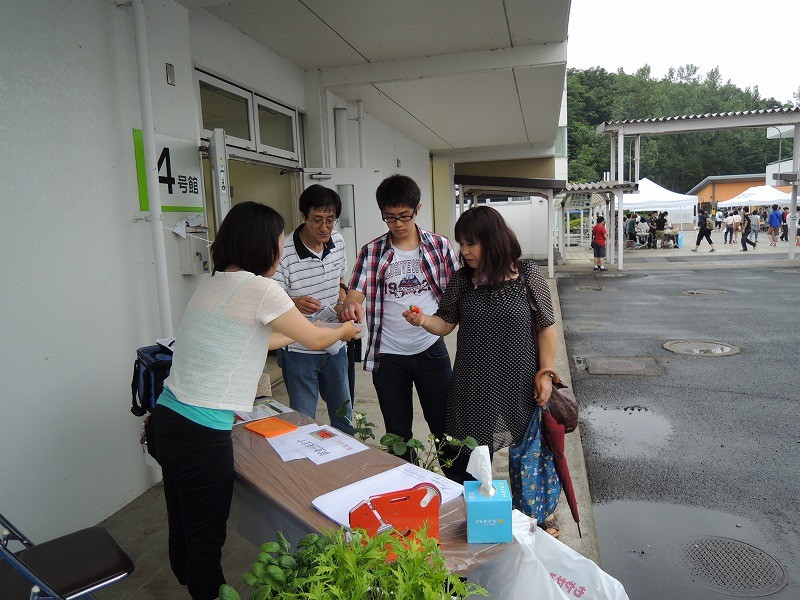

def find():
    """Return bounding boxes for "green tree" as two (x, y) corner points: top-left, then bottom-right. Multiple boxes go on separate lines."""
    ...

(567, 65), (793, 191)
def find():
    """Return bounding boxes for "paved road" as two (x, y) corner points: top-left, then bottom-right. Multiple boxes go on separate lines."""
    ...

(558, 266), (799, 599)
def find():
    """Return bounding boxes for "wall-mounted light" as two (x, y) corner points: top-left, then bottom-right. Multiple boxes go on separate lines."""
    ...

(308, 172), (332, 180)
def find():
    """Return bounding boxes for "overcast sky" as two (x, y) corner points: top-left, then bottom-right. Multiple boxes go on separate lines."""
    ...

(568, 0), (798, 106)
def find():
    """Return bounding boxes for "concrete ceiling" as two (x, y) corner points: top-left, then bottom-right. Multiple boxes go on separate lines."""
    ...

(179, 0), (570, 157)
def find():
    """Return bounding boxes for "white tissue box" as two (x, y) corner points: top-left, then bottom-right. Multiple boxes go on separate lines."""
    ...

(464, 480), (512, 543)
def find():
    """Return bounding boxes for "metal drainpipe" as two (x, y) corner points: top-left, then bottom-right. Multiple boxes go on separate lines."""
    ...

(356, 101), (365, 168)
(547, 193), (555, 278)
(790, 124), (799, 261)
(133, 0), (173, 337)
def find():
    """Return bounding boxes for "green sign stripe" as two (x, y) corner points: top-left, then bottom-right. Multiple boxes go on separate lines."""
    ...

(133, 128), (149, 211)
(162, 205), (204, 212)
(133, 128), (204, 213)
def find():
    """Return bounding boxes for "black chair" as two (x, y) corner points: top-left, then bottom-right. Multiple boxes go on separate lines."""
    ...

(0, 512), (134, 599)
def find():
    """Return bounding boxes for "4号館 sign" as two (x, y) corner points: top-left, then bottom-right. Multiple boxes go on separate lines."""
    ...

(133, 129), (204, 212)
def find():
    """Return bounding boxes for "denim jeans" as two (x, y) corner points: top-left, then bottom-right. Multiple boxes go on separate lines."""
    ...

(278, 347), (353, 434)
(152, 404), (233, 600)
(371, 338), (451, 461)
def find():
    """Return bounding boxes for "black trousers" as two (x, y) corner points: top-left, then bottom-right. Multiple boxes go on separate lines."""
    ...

(695, 229), (713, 246)
(372, 338), (451, 464)
(153, 404), (234, 600)
(741, 232), (756, 250)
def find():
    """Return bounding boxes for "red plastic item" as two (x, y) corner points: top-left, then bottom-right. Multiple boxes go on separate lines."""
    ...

(348, 482), (441, 540)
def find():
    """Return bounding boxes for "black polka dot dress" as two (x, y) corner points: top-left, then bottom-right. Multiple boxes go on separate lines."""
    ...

(436, 260), (555, 452)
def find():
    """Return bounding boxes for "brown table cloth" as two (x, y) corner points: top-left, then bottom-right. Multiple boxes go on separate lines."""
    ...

(229, 412), (507, 573)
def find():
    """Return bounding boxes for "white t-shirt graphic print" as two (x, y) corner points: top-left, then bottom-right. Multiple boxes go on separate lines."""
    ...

(380, 247), (439, 355)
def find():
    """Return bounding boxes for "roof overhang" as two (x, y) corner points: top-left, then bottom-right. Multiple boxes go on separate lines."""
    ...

(597, 108), (800, 136)
(178, 0), (571, 158)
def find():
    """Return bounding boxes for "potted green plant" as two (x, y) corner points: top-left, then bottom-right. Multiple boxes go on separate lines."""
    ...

(219, 528), (487, 599)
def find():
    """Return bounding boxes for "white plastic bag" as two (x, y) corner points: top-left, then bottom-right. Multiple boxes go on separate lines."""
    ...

(531, 518), (629, 600)
(466, 511), (628, 600)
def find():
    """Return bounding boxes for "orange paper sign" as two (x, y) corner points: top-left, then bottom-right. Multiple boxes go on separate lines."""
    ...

(244, 416), (298, 438)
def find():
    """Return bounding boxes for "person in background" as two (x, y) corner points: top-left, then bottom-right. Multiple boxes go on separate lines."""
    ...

(749, 209), (760, 244)
(732, 209), (742, 244)
(796, 214), (800, 246)
(648, 210), (658, 248)
(780, 207), (790, 241)
(715, 209), (723, 230)
(591, 215), (608, 271)
(723, 211), (734, 244)
(152, 202), (359, 600)
(655, 211), (668, 249)
(768, 204), (783, 246)
(341, 174), (459, 463)
(691, 209), (716, 252)
(401, 205), (557, 504)
(625, 212), (637, 248)
(636, 214), (650, 245)
(273, 185), (354, 433)
(739, 208), (756, 251)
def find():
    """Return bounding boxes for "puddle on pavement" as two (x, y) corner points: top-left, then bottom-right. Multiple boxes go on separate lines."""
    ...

(594, 501), (788, 599)
(582, 405), (672, 458)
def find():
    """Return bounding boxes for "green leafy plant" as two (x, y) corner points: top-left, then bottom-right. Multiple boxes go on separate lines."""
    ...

(351, 410), (376, 442)
(334, 405), (376, 443)
(219, 527), (488, 599)
(379, 433), (478, 474)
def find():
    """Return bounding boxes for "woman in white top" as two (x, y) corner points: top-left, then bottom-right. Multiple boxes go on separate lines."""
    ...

(152, 201), (359, 600)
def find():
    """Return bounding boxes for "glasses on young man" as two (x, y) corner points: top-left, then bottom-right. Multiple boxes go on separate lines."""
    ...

(381, 209), (417, 224)
(308, 216), (338, 227)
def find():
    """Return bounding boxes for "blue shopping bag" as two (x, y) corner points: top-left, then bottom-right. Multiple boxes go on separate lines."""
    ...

(508, 406), (562, 524)
(677, 231), (684, 247)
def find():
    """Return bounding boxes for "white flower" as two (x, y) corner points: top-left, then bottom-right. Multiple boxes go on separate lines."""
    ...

(445, 435), (453, 442)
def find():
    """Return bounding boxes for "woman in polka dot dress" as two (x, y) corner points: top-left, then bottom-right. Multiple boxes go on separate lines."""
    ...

(403, 205), (557, 485)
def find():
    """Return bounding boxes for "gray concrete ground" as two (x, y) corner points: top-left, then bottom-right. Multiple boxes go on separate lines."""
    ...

(558, 259), (800, 598)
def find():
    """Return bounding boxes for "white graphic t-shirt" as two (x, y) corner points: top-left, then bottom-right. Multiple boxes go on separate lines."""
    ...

(380, 247), (439, 355)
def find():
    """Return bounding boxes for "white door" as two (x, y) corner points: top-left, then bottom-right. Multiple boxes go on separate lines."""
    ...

(302, 168), (385, 279)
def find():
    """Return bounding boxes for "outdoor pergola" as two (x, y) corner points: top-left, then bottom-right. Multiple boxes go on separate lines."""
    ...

(558, 181), (639, 270)
(596, 107), (800, 262)
(454, 175), (566, 277)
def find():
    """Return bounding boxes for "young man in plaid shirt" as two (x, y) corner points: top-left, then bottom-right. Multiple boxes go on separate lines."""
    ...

(341, 175), (458, 461)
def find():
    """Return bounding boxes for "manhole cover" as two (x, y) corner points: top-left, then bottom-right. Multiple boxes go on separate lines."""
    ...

(677, 536), (787, 596)
(663, 340), (741, 356)
(595, 272), (628, 278)
(576, 285), (605, 291)
(586, 357), (662, 375)
(682, 289), (730, 296)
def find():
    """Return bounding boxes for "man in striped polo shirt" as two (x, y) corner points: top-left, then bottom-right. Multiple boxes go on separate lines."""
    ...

(273, 185), (353, 433)
(342, 175), (459, 462)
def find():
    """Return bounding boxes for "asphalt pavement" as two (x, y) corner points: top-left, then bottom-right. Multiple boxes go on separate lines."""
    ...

(558, 258), (800, 598)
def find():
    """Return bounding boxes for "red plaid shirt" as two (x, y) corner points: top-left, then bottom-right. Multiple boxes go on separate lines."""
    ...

(348, 227), (459, 371)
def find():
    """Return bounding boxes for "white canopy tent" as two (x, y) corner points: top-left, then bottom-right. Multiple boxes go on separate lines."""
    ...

(617, 177), (698, 225)
(717, 185), (791, 208)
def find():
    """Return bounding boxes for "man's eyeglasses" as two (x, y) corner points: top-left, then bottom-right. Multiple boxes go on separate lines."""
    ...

(382, 210), (417, 224)
(308, 216), (338, 227)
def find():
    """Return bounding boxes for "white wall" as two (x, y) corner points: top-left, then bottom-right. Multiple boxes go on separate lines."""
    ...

(469, 200), (551, 258)
(0, 0), (431, 541)
(1, 0), (188, 540)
